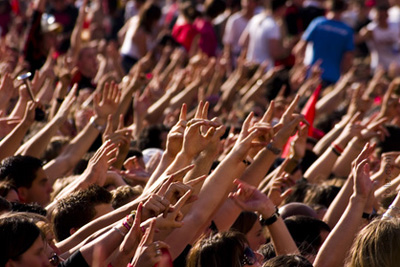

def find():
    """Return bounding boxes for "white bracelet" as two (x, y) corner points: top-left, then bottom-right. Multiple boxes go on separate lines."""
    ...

(113, 226), (126, 237)
(89, 116), (106, 132)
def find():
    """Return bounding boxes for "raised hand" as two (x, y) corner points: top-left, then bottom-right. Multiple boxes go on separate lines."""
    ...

(94, 82), (121, 121)
(165, 104), (187, 157)
(353, 159), (374, 201)
(229, 179), (276, 218)
(131, 219), (170, 267)
(83, 140), (118, 186)
(155, 189), (193, 231)
(273, 95), (308, 149)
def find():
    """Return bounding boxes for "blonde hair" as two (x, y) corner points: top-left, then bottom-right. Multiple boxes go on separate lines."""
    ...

(346, 218), (400, 267)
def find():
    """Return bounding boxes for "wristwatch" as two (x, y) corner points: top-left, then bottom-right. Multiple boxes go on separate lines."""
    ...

(260, 206), (280, 226)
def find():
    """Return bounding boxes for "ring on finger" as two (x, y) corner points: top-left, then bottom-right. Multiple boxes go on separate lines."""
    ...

(155, 242), (160, 249)
(156, 249), (162, 256)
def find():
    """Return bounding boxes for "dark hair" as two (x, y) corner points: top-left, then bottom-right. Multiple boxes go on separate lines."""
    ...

(378, 125), (400, 153)
(284, 215), (331, 256)
(204, 0), (226, 19)
(180, 2), (200, 22)
(138, 124), (168, 150)
(231, 211), (259, 235)
(52, 185), (112, 241)
(329, 0), (347, 11)
(11, 202), (47, 216)
(258, 242), (276, 262)
(0, 215), (42, 266)
(187, 231), (248, 267)
(271, 0), (287, 11)
(263, 255), (313, 267)
(138, 2), (162, 33)
(0, 155), (43, 189)
(111, 185), (143, 209)
(0, 196), (11, 213)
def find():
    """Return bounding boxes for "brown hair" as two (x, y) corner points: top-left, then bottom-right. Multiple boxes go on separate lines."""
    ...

(346, 218), (400, 267)
(187, 231), (248, 267)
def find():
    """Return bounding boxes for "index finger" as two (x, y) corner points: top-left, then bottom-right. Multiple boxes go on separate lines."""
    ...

(185, 175), (207, 187)
(173, 189), (193, 211)
(261, 101), (275, 123)
(143, 218), (156, 246)
(156, 176), (174, 196)
(194, 101), (204, 119)
(282, 95), (299, 120)
(169, 164), (195, 182)
(179, 103), (187, 121)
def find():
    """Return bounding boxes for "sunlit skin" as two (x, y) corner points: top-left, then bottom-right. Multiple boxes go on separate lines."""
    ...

(246, 220), (266, 251)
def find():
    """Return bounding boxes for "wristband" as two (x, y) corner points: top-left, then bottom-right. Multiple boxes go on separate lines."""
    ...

(266, 143), (282, 155)
(89, 116), (106, 132)
(331, 147), (341, 156)
(122, 220), (131, 231)
(362, 212), (371, 220)
(260, 206), (280, 226)
(126, 215), (133, 227)
(56, 98), (64, 104)
(113, 226), (126, 237)
(331, 143), (344, 154)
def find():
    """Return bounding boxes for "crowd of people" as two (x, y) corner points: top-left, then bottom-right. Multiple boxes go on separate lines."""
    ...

(1, 0), (400, 266)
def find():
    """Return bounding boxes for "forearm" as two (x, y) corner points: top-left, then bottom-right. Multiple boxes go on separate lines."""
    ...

(313, 123), (344, 156)
(9, 98), (28, 119)
(16, 117), (64, 158)
(322, 176), (353, 229)
(57, 196), (143, 253)
(316, 84), (346, 116)
(165, 154), (246, 259)
(44, 116), (105, 183)
(143, 152), (175, 192)
(146, 92), (174, 123)
(332, 138), (364, 178)
(169, 83), (199, 111)
(314, 195), (366, 267)
(0, 121), (31, 160)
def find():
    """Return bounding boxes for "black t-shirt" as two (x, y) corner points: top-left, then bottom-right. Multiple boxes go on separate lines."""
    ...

(59, 250), (89, 267)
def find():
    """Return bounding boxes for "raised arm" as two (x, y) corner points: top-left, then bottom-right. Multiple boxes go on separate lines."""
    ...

(314, 159), (373, 267)
(16, 86), (77, 158)
(44, 83), (120, 182)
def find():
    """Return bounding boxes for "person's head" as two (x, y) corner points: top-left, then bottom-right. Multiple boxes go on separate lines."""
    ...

(187, 231), (261, 267)
(42, 136), (70, 164)
(375, 4), (389, 23)
(284, 216), (331, 260)
(204, 0), (226, 19)
(139, 124), (169, 150)
(138, 2), (162, 33)
(111, 185), (143, 209)
(180, 2), (200, 22)
(76, 46), (99, 79)
(0, 156), (52, 207)
(346, 218), (400, 267)
(279, 202), (318, 219)
(52, 185), (113, 241)
(271, 0), (287, 15)
(231, 211), (266, 251)
(262, 255), (313, 267)
(328, 0), (348, 12)
(0, 215), (50, 267)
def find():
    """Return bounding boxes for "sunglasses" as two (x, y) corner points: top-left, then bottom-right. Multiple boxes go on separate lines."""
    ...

(241, 247), (257, 266)
(49, 253), (60, 266)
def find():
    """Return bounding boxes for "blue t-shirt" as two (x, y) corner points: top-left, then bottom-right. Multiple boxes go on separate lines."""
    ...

(302, 17), (354, 83)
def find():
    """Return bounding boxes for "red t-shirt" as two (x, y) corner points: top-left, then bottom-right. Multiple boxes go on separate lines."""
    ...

(172, 23), (199, 52)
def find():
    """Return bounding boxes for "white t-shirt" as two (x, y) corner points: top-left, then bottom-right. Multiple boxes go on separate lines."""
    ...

(223, 12), (249, 56)
(366, 21), (400, 70)
(245, 13), (280, 67)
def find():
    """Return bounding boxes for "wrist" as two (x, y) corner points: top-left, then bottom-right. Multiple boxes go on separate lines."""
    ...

(90, 116), (107, 132)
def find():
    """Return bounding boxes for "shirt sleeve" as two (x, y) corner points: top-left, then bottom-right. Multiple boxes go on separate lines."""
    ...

(223, 16), (235, 45)
(345, 28), (355, 51)
(302, 17), (320, 41)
